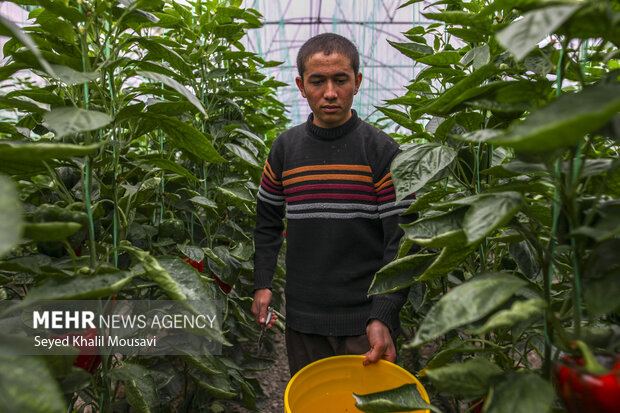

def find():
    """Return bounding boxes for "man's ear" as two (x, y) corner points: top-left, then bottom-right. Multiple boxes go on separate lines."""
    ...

(295, 76), (306, 98)
(354, 72), (362, 95)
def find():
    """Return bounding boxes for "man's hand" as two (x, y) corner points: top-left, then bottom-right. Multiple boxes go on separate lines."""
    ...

(363, 319), (396, 366)
(251, 288), (278, 328)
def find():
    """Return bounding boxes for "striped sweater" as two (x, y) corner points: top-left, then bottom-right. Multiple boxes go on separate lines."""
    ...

(254, 111), (417, 336)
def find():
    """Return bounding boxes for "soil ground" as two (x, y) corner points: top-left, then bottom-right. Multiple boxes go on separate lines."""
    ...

(222, 329), (289, 413)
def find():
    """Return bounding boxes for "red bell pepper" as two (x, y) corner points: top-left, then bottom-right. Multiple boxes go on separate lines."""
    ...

(552, 341), (620, 413)
(183, 257), (204, 273)
(212, 273), (232, 294)
(183, 258), (231, 294)
(51, 327), (101, 374)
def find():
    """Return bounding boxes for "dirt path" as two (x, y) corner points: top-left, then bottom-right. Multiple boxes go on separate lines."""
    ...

(253, 330), (289, 412)
(222, 328), (289, 413)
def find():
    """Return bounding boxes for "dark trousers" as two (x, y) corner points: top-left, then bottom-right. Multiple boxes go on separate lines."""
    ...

(285, 327), (371, 377)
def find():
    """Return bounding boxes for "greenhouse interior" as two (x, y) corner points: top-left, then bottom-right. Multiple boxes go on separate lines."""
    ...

(0, 0), (619, 412)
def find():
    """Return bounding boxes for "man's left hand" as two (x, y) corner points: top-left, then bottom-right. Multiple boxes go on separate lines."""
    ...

(363, 319), (396, 366)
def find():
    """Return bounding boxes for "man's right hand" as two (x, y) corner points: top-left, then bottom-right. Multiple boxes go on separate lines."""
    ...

(252, 288), (278, 328)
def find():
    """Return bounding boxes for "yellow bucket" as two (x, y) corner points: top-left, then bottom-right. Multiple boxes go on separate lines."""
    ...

(284, 355), (430, 413)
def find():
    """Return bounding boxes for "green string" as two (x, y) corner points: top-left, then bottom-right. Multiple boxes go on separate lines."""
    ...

(475, 142), (487, 269)
(567, 40), (592, 336)
(104, 19), (119, 268)
(78, 5), (97, 269)
(543, 47), (566, 363)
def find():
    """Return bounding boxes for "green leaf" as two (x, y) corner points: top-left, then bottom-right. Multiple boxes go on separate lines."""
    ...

(34, 9), (74, 43)
(413, 63), (499, 117)
(225, 143), (261, 168)
(583, 240), (620, 316)
(369, 253), (437, 295)
(0, 14), (56, 77)
(391, 143), (458, 202)
(158, 257), (218, 302)
(137, 71), (206, 115)
(182, 353), (222, 375)
(470, 298), (546, 335)
(463, 192), (523, 244)
(212, 186), (253, 209)
(481, 160), (547, 178)
(191, 369), (236, 399)
(22, 222), (82, 242)
(231, 128), (266, 147)
(418, 339), (494, 373)
(6, 88), (65, 107)
(36, 0), (85, 24)
(213, 23), (244, 38)
(121, 246), (186, 300)
(139, 114), (225, 163)
(0, 354), (65, 413)
(375, 107), (422, 132)
(496, 5), (580, 61)
(128, 37), (191, 75)
(412, 273), (527, 346)
(418, 244), (477, 281)
(398, 0), (426, 9)
(203, 247), (226, 268)
(574, 159), (615, 178)
(485, 372), (554, 413)
(460, 45), (490, 70)
(44, 107), (112, 138)
(177, 244), (205, 263)
(0, 142), (100, 163)
(448, 27), (485, 44)
(50, 64), (99, 86)
(400, 208), (467, 249)
(509, 241), (540, 278)
(108, 364), (157, 413)
(189, 196), (218, 211)
(26, 272), (134, 300)
(402, 188), (452, 215)
(423, 11), (491, 30)
(0, 95), (46, 115)
(353, 383), (440, 413)
(425, 357), (503, 397)
(417, 50), (461, 66)
(489, 82), (620, 152)
(140, 156), (199, 182)
(159, 257), (230, 345)
(0, 176), (22, 257)
(206, 246), (240, 288)
(387, 40), (434, 60)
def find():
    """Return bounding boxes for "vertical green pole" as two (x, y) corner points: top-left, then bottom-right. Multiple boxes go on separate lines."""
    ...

(78, 5), (98, 270)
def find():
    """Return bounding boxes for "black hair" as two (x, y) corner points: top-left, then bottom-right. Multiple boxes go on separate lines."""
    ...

(296, 33), (360, 80)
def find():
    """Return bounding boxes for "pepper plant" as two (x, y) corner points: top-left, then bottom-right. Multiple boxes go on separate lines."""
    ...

(0, 0), (287, 412)
(356, 0), (620, 412)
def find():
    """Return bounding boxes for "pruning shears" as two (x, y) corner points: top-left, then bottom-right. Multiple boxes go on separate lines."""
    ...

(257, 306), (273, 351)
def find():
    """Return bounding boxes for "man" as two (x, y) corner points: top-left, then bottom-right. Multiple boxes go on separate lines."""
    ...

(251, 33), (417, 376)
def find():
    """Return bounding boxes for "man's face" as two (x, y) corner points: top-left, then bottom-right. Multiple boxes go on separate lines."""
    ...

(295, 52), (362, 129)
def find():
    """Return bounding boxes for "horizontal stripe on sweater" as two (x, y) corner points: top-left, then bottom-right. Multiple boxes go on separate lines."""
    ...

(283, 183), (374, 194)
(282, 163), (372, 178)
(263, 161), (281, 186)
(287, 193), (377, 203)
(258, 187), (285, 205)
(261, 176), (282, 194)
(258, 159), (415, 219)
(286, 210), (380, 220)
(286, 202), (378, 212)
(283, 173), (373, 185)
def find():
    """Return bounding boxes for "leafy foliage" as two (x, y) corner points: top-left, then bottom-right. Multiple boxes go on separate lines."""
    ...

(368, 0), (620, 411)
(0, 0), (287, 411)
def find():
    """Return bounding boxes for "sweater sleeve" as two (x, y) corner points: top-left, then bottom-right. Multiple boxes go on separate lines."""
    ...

(253, 145), (286, 291)
(368, 145), (419, 332)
